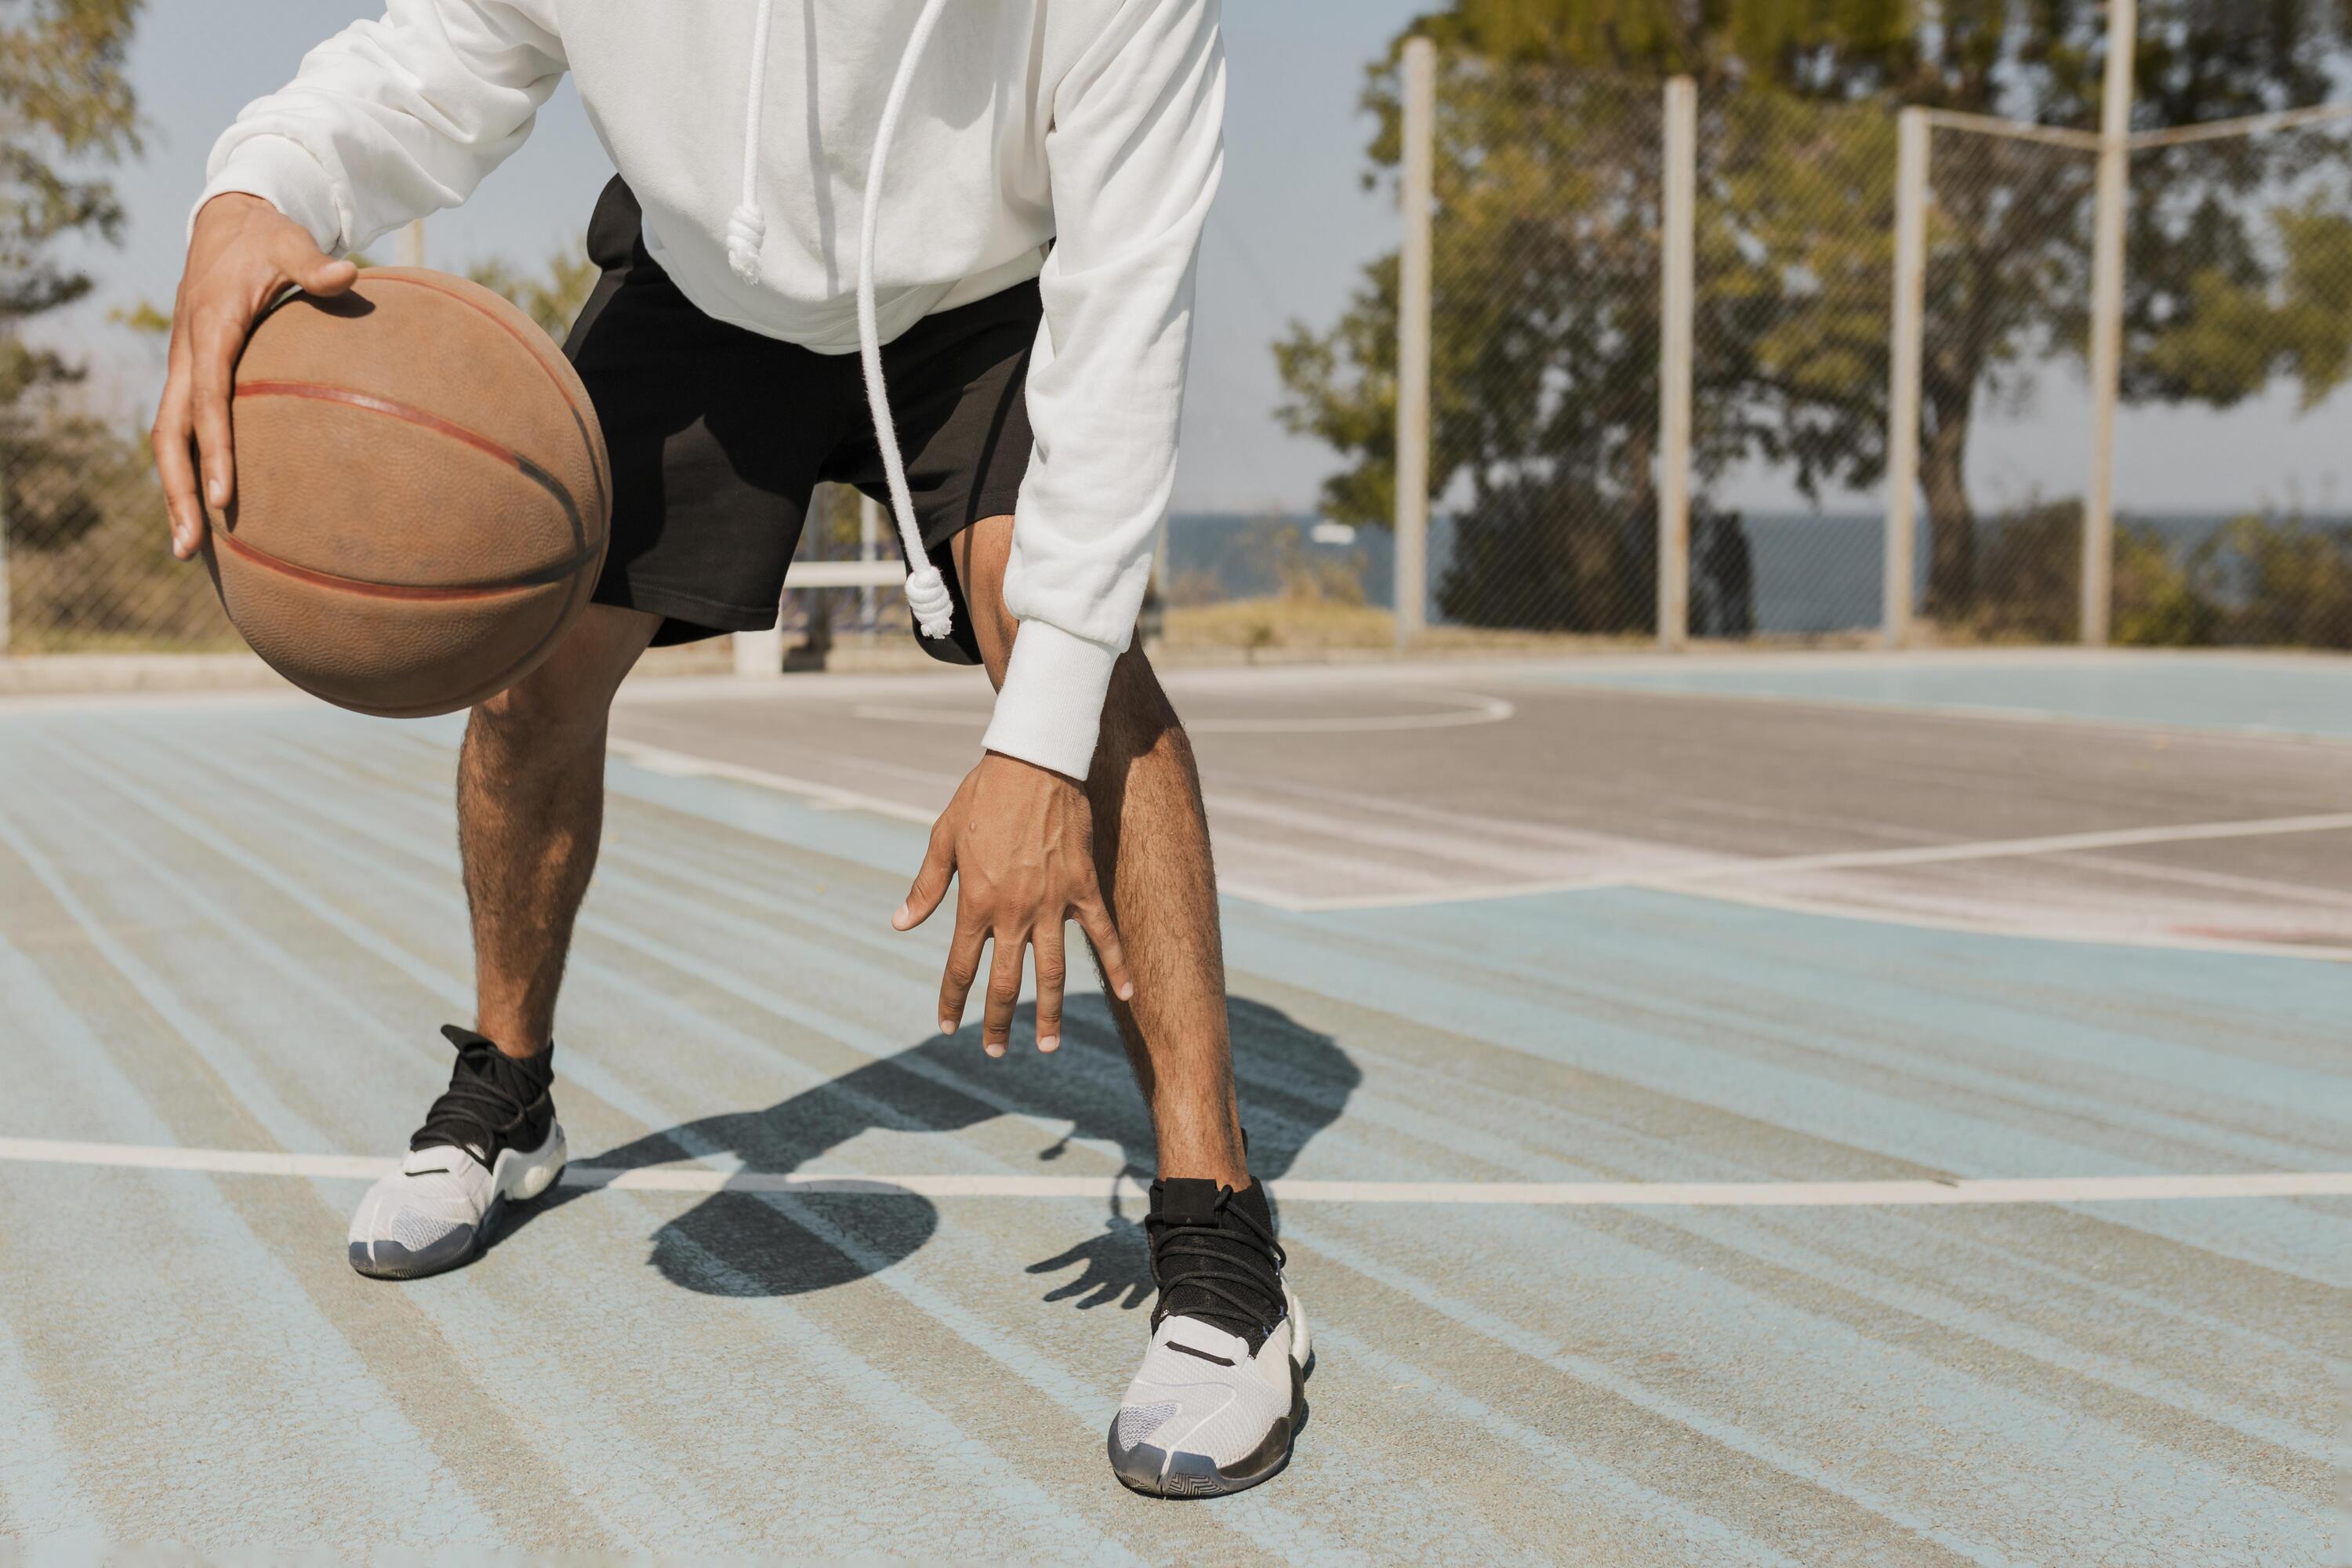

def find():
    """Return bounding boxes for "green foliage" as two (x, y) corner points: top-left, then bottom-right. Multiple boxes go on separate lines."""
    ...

(466, 240), (600, 342)
(2138, 196), (2352, 409)
(0, 0), (164, 649)
(2209, 513), (2352, 647)
(1944, 504), (2352, 648)
(0, 0), (141, 332)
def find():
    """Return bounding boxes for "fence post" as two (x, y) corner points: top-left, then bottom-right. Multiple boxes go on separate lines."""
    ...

(1393, 36), (1436, 649)
(859, 490), (880, 630)
(1657, 76), (1697, 650)
(1883, 106), (1930, 648)
(2081, 0), (2136, 647)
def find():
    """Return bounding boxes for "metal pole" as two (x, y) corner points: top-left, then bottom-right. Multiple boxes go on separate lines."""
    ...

(2082, 0), (2136, 647)
(1394, 37), (1436, 648)
(0, 480), (11, 655)
(1657, 76), (1697, 649)
(859, 490), (880, 630)
(1883, 107), (1931, 648)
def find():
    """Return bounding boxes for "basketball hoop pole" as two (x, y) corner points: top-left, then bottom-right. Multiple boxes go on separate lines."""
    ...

(2081, 0), (2136, 647)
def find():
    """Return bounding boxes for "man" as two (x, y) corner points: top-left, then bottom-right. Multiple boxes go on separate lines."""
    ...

(154, 0), (1306, 1499)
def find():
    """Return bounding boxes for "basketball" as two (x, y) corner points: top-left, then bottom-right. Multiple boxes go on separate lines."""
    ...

(202, 267), (611, 717)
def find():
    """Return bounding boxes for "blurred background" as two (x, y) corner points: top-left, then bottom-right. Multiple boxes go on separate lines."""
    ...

(4, 0), (2350, 663)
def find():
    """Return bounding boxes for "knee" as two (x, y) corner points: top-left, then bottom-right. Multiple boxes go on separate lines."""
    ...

(471, 605), (651, 750)
(471, 655), (612, 754)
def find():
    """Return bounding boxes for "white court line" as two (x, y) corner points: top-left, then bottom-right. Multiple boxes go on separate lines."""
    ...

(1258, 810), (2352, 914)
(608, 739), (939, 827)
(1655, 878), (2352, 965)
(848, 690), (1516, 735)
(2, 1138), (2344, 1206)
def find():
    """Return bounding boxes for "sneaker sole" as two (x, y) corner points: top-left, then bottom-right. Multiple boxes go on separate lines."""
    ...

(348, 1124), (568, 1281)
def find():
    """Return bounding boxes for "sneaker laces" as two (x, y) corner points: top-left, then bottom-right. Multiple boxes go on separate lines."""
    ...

(1147, 1185), (1287, 1348)
(412, 1026), (551, 1171)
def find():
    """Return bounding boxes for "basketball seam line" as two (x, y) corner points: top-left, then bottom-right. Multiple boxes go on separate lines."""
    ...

(362, 270), (612, 516)
(211, 527), (593, 601)
(231, 379), (593, 555)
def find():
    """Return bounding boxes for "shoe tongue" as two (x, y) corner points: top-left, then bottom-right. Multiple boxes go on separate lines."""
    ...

(1152, 1177), (1226, 1226)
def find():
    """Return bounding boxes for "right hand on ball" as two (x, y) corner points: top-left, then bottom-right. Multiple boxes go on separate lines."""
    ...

(152, 194), (359, 561)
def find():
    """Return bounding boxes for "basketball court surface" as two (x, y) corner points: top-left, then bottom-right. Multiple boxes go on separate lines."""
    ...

(1, 648), (2344, 1563)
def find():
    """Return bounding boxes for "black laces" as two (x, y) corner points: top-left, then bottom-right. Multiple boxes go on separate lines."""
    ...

(1148, 1185), (1287, 1350)
(412, 1026), (552, 1171)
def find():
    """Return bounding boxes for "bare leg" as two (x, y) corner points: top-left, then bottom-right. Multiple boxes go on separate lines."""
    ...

(459, 604), (662, 1060)
(952, 521), (1247, 1189)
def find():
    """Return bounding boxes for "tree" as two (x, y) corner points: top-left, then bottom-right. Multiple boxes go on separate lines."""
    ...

(1, 0), (143, 549)
(1278, 0), (2352, 632)
(0, 0), (140, 365)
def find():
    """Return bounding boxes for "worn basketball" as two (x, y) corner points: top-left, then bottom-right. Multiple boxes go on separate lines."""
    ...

(204, 267), (611, 717)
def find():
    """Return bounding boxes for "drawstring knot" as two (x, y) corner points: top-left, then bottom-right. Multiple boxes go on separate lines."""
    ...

(724, 203), (766, 285)
(903, 563), (955, 639)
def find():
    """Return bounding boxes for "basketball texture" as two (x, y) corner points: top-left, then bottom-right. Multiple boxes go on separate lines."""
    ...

(205, 267), (611, 717)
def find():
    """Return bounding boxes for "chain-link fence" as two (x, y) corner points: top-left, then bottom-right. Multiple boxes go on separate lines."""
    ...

(2, 404), (232, 653)
(1893, 105), (2352, 651)
(1420, 60), (1664, 643)
(1693, 86), (1896, 640)
(2110, 107), (2352, 648)
(1908, 121), (2100, 644)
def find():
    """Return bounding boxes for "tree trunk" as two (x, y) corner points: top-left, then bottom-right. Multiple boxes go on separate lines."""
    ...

(1919, 389), (1974, 619)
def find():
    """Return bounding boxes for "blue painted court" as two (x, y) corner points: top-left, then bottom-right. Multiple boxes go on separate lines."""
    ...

(2, 651), (2344, 1563)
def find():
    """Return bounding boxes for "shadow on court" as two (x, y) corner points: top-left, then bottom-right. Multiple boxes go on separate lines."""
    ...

(512, 994), (1359, 1309)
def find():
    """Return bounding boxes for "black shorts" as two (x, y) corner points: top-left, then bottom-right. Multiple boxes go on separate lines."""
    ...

(564, 177), (1039, 662)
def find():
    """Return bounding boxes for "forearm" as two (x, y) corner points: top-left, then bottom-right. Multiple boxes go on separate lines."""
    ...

(982, 0), (1225, 781)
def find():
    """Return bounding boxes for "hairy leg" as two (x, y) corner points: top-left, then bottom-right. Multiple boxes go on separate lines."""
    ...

(951, 521), (1247, 1188)
(459, 604), (662, 1060)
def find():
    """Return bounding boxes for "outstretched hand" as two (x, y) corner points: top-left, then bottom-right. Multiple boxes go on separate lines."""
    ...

(895, 751), (1134, 1057)
(151, 193), (358, 561)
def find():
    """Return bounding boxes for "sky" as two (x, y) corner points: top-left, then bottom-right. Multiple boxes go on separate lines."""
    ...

(43, 0), (2350, 518)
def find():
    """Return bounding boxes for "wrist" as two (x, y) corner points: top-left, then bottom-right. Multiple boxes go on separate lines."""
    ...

(982, 748), (1083, 791)
(194, 191), (274, 236)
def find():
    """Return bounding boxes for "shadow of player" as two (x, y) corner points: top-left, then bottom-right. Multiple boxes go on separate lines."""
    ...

(517, 993), (1359, 1312)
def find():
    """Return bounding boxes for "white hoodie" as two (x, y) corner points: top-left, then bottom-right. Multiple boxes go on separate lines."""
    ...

(199, 0), (1225, 781)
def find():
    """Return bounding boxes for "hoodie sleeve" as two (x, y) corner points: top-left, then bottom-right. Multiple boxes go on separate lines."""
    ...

(194, 0), (567, 256)
(979, 0), (1225, 781)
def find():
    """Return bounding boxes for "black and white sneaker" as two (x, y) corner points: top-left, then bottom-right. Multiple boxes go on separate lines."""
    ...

(347, 1026), (566, 1279)
(1109, 1178), (1310, 1499)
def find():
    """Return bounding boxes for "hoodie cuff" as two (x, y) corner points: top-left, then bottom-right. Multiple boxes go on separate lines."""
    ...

(193, 136), (345, 254)
(981, 619), (1127, 781)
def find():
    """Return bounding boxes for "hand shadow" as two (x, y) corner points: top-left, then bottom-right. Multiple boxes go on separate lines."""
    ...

(505, 993), (1359, 1312)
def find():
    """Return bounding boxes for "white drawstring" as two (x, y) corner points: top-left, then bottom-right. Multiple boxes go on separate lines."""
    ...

(725, 0), (778, 285)
(855, 0), (958, 640)
(730, 0), (956, 640)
